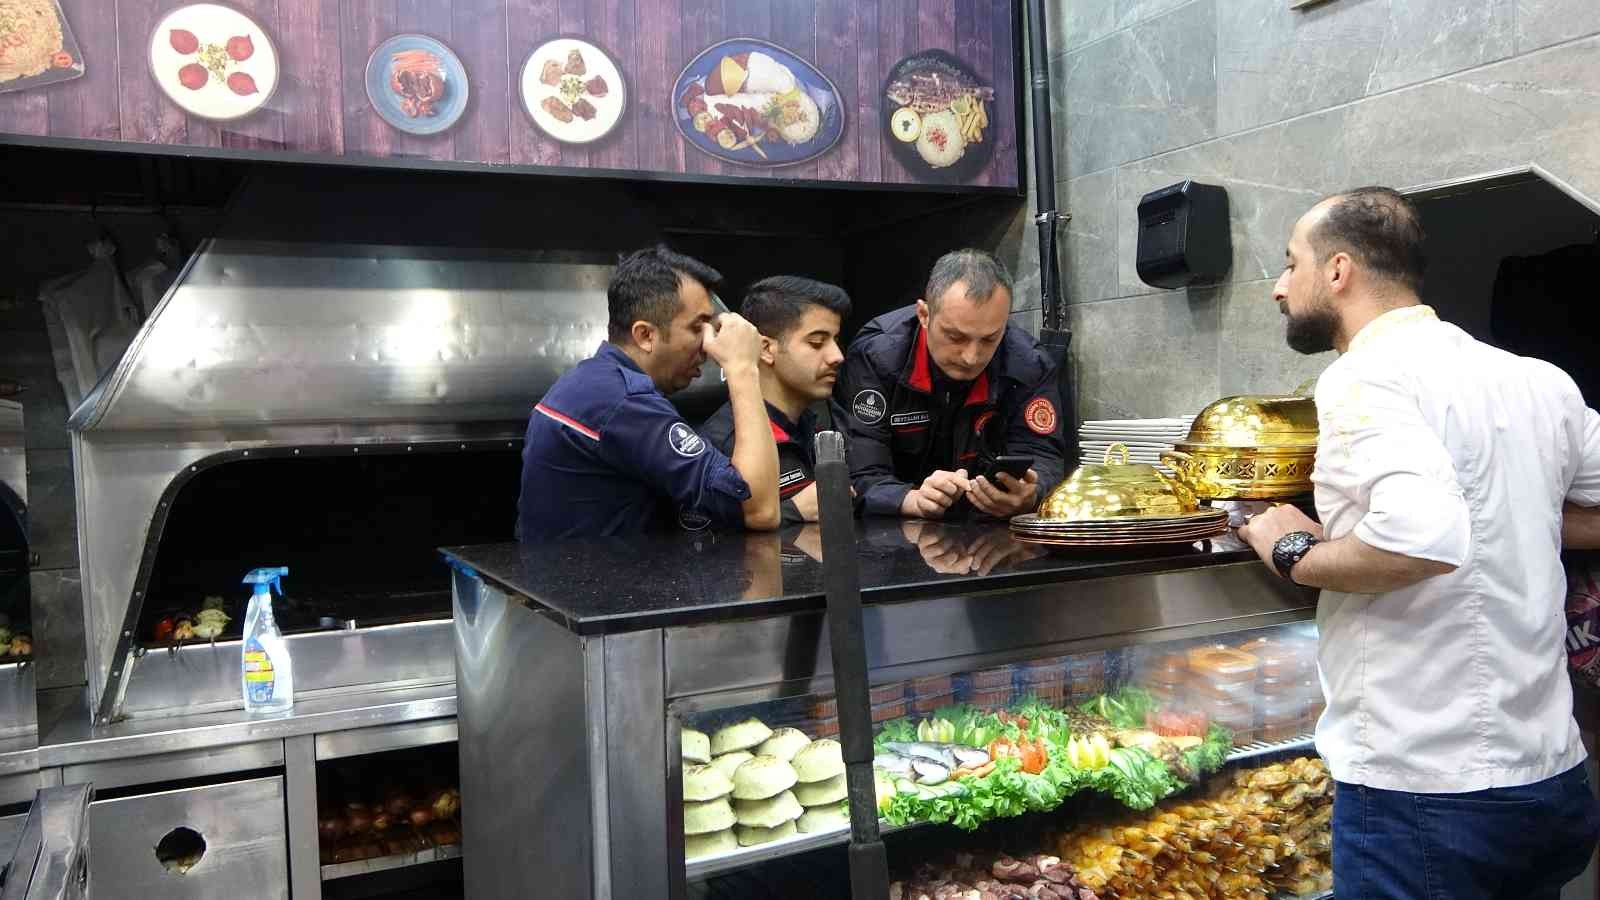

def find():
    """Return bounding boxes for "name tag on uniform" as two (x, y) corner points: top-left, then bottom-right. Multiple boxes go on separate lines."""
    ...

(778, 468), (809, 488)
(890, 411), (931, 427)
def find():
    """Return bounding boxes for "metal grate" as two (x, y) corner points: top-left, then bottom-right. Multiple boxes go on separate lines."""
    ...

(1227, 733), (1316, 763)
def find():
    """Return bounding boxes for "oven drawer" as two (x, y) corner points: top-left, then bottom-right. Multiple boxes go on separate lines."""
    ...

(90, 775), (287, 899)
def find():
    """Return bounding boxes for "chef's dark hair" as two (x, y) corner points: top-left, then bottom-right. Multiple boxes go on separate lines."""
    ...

(741, 276), (852, 340)
(608, 246), (724, 343)
(1312, 187), (1427, 295)
(924, 248), (1013, 312)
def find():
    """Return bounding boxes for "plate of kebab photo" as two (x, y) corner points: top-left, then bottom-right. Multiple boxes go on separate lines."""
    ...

(673, 38), (843, 168)
(882, 49), (997, 184)
(365, 33), (468, 136)
(149, 3), (277, 121)
(521, 37), (626, 144)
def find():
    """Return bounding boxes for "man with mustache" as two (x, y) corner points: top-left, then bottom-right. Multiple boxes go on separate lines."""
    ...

(701, 276), (852, 525)
(517, 246), (779, 540)
(839, 248), (1066, 520)
(1238, 187), (1600, 899)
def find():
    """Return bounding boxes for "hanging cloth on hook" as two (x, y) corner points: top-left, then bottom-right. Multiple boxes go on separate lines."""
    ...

(37, 238), (142, 413)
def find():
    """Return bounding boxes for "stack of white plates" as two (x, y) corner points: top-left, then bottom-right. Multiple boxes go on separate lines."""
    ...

(1078, 417), (1195, 471)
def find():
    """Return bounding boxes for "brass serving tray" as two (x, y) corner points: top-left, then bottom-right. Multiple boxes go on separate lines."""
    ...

(1013, 530), (1225, 548)
(1012, 508), (1228, 530)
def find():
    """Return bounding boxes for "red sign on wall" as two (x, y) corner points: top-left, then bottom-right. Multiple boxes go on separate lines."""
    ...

(0, 0), (1021, 191)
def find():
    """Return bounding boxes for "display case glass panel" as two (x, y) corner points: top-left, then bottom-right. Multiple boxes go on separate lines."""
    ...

(676, 620), (1330, 900)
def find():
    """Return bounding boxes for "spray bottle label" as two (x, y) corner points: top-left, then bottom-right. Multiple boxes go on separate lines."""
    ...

(244, 638), (276, 703)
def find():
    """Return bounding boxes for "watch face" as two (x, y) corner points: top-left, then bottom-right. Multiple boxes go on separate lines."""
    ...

(1273, 531), (1317, 580)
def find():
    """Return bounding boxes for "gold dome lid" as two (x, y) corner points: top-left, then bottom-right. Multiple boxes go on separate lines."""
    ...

(1179, 395), (1318, 449)
(1037, 444), (1199, 521)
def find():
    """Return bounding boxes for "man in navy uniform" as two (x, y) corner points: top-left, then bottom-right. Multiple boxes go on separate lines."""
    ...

(839, 248), (1066, 520)
(517, 247), (779, 540)
(700, 276), (852, 525)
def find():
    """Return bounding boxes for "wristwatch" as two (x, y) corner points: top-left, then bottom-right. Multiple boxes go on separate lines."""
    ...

(1272, 531), (1320, 583)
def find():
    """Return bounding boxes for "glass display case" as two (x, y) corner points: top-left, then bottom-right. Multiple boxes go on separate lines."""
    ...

(676, 621), (1329, 900)
(448, 519), (1322, 899)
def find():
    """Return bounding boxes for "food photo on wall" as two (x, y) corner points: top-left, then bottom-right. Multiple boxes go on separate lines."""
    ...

(521, 36), (627, 145)
(365, 33), (469, 136)
(0, 0), (84, 93)
(883, 49), (996, 184)
(674, 38), (844, 168)
(148, 3), (278, 121)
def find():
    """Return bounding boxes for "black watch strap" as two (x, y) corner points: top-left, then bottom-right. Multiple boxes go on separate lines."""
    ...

(1272, 531), (1320, 582)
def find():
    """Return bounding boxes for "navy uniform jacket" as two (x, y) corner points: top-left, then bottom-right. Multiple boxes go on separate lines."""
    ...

(517, 342), (751, 541)
(837, 305), (1067, 516)
(700, 399), (851, 527)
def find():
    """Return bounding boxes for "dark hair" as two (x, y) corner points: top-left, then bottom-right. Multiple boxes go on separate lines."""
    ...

(740, 276), (852, 340)
(924, 248), (1014, 313)
(1311, 187), (1427, 295)
(607, 246), (724, 343)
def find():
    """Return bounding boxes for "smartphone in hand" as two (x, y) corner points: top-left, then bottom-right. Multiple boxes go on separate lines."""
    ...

(978, 455), (1033, 483)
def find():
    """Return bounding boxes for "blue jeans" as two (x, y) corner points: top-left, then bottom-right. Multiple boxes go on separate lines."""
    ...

(1334, 762), (1600, 900)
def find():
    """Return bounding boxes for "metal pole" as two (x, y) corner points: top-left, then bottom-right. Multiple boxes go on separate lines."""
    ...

(813, 430), (888, 900)
(1026, 0), (1079, 463)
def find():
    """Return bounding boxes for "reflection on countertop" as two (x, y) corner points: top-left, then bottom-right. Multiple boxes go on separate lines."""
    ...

(441, 518), (1256, 636)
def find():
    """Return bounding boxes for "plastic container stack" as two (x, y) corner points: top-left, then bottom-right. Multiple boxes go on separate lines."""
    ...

(1017, 655), (1069, 706)
(910, 674), (954, 716)
(1240, 636), (1320, 739)
(962, 665), (1015, 709)
(1186, 645), (1261, 745)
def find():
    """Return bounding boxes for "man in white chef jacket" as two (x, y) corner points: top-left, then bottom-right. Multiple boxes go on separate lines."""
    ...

(1239, 186), (1600, 900)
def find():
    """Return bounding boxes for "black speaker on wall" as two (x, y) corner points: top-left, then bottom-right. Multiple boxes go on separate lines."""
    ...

(1135, 180), (1231, 289)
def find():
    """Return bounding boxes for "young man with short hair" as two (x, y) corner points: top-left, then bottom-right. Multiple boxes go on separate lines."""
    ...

(701, 276), (852, 525)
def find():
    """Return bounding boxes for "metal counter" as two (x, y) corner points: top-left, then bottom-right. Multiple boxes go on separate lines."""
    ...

(0, 685), (459, 900)
(448, 523), (1318, 899)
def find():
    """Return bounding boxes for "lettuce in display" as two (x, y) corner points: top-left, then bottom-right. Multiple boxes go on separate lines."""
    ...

(876, 697), (1235, 832)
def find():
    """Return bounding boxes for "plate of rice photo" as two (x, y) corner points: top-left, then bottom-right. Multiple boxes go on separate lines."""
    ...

(149, 3), (279, 121)
(882, 50), (996, 184)
(673, 38), (843, 168)
(0, 0), (85, 94)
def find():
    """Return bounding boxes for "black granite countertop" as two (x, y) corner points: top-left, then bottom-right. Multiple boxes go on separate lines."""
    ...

(442, 519), (1259, 635)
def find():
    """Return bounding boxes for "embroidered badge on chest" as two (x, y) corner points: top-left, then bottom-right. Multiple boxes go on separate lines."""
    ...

(890, 411), (930, 428)
(1024, 397), (1057, 435)
(852, 389), (887, 425)
(667, 422), (705, 457)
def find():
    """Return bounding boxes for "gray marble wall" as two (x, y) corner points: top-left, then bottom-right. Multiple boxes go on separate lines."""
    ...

(1029, 0), (1600, 420)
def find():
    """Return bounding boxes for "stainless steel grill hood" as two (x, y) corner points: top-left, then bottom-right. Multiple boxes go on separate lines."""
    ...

(69, 239), (635, 723)
(70, 240), (615, 431)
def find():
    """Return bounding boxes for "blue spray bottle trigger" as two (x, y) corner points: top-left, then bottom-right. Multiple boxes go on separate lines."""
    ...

(243, 566), (289, 596)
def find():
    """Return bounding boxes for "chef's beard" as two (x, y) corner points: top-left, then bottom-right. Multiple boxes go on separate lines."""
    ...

(1284, 290), (1339, 355)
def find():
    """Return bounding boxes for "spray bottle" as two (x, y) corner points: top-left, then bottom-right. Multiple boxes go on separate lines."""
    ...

(241, 566), (294, 714)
